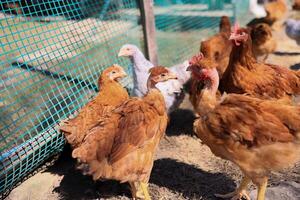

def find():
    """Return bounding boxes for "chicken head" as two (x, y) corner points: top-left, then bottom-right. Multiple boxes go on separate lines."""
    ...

(99, 64), (127, 83)
(118, 44), (138, 57)
(187, 53), (218, 80)
(147, 66), (178, 89)
(229, 23), (249, 46)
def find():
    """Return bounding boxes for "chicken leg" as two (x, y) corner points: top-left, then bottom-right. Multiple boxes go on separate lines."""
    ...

(129, 181), (151, 200)
(256, 177), (268, 200)
(140, 182), (151, 200)
(215, 176), (251, 200)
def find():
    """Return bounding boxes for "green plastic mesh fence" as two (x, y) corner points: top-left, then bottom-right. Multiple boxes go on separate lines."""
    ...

(0, 0), (244, 196)
(0, 0), (144, 195)
(154, 0), (237, 67)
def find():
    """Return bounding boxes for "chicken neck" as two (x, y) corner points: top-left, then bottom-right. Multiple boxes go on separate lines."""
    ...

(196, 68), (219, 116)
(98, 74), (114, 89)
(131, 49), (153, 72)
(145, 79), (166, 115)
(224, 39), (257, 78)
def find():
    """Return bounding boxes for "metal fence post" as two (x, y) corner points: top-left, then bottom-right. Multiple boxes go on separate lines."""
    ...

(139, 0), (158, 65)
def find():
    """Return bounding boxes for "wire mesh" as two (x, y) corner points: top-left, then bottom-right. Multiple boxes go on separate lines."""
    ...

(154, 0), (236, 67)
(0, 0), (248, 196)
(0, 0), (144, 195)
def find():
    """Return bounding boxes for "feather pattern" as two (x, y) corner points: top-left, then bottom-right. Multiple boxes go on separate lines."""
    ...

(72, 86), (168, 183)
(190, 65), (300, 197)
(220, 28), (300, 101)
(59, 65), (129, 148)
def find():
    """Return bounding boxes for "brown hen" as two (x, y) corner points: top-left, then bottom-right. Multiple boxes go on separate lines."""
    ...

(188, 62), (300, 200)
(200, 16), (232, 78)
(220, 25), (300, 101)
(247, 0), (287, 28)
(59, 65), (129, 148)
(71, 66), (177, 200)
(250, 23), (277, 61)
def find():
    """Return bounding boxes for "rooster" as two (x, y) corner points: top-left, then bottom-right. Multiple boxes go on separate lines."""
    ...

(118, 44), (190, 113)
(59, 65), (129, 148)
(188, 57), (300, 200)
(71, 66), (176, 200)
(220, 24), (300, 101)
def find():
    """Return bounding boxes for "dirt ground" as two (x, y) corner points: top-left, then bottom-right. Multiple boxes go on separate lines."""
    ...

(5, 14), (300, 200)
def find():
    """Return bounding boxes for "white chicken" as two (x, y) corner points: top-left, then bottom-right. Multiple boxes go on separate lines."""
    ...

(249, 0), (267, 18)
(118, 44), (190, 113)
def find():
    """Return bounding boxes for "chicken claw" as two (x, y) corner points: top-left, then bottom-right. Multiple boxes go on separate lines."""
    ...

(215, 176), (251, 200)
(215, 190), (250, 200)
(129, 182), (151, 200)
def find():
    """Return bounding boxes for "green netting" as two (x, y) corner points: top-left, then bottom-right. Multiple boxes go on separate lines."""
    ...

(0, 0), (247, 196)
(154, 0), (236, 67)
(0, 0), (144, 195)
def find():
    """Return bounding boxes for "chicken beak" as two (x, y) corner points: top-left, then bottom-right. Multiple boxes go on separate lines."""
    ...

(119, 69), (127, 78)
(186, 65), (192, 71)
(168, 72), (178, 80)
(118, 50), (125, 57)
(229, 34), (236, 40)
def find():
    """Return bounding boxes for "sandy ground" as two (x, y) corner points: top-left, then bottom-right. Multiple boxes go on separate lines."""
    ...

(5, 14), (300, 200)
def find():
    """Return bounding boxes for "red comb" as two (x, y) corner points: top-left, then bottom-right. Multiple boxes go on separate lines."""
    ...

(189, 52), (204, 65)
(232, 22), (240, 34)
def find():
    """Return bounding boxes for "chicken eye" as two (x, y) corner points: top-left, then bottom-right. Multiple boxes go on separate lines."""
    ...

(112, 71), (116, 74)
(161, 74), (166, 77)
(126, 48), (130, 51)
(214, 51), (220, 61)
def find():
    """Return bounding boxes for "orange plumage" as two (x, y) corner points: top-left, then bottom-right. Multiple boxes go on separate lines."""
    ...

(200, 16), (232, 78)
(189, 61), (300, 200)
(247, 0), (287, 28)
(59, 65), (129, 148)
(71, 66), (177, 200)
(220, 27), (300, 101)
(250, 23), (277, 61)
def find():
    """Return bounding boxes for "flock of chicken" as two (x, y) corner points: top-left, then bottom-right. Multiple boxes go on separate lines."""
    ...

(59, 1), (300, 200)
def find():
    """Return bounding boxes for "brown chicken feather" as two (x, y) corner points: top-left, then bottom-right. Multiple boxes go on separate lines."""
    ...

(200, 16), (232, 78)
(59, 65), (129, 148)
(250, 23), (276, 61)
(293, 0), (300, 10)
(71, 66), (176, 200)
(264, 0), (287, 22)
(190, 64), (300, 200)
(247, 0), (287, 28)
(220, 27), (300, 101)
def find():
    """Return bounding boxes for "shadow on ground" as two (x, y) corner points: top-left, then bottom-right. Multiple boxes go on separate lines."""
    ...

(274, 51), (300, 56)
(47, 148), (235, 200)
(167, 109), (196, 136)
(151, 158), (235, 199)
(46, 146), (131, 200)
(290, 63), (300, 70)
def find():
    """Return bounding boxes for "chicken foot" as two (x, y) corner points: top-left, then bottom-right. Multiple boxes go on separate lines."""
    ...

(215, 176), (251, 200)
(255, 177), (268, 200)
(140, 182), (151, 200)
(129, 181), (151, 200)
